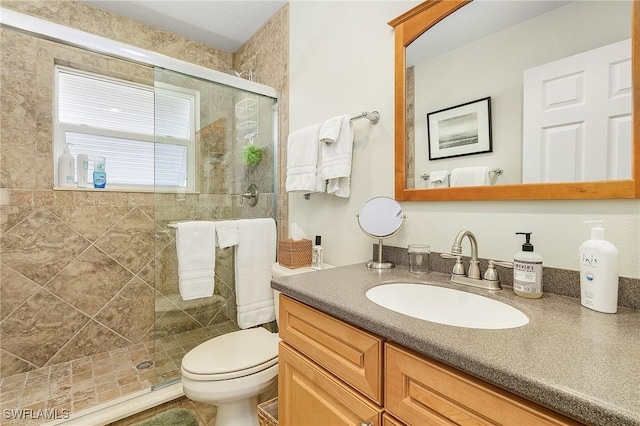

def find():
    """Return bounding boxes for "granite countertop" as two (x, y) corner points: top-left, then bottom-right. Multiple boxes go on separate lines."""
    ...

(271, 263), (640, 426)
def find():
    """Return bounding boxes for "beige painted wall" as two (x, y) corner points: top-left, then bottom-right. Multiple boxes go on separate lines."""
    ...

(288, 1), (640, 279)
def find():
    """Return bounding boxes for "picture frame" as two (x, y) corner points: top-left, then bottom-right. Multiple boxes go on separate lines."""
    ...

(427, 97), (492, 160)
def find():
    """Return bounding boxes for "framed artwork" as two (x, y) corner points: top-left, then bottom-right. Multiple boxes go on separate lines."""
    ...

(427, 97), (492, 160)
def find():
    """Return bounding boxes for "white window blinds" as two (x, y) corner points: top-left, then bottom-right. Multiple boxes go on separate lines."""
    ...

(55, 66), (196, 190)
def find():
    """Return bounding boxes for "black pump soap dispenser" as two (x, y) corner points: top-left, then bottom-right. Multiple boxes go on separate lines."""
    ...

(513, 232), (543, 298)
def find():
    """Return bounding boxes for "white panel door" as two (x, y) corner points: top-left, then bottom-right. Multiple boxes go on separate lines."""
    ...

(522, 39), (631, 183)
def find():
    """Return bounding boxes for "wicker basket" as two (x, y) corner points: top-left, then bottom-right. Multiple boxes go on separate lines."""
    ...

(278, 239), (312, 268)
(257, 397), (278, 426)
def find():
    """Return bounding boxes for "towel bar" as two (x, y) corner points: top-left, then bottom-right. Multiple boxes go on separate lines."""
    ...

(350, 111), (380, 124)
(420, 167), (503, 181)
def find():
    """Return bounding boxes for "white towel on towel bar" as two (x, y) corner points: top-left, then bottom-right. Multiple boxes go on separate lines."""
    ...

(234, 218), (277, 329)
(450, 167), (491, 187)
(286, 123), (324, 193)
(175, 221), (216, 300)
(428, 170), (450, 188)
(215, 220), (239, 248)
(322, 116), (354, 197)
(319, 114), (349, 143)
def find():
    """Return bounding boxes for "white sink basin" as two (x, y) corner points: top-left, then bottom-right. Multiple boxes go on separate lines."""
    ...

(366, 283), (529, 329)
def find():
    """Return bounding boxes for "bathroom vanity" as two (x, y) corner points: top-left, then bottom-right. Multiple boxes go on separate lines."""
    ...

(272, 264), (640, 425)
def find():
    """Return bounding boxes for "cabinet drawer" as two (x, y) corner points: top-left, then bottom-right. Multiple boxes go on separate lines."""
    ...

(385, 343), (582, 426)
(279, 342), (383, 426)
(279, 295), (383, 404)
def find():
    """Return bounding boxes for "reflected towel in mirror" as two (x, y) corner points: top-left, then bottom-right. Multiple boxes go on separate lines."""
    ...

(428, 170), (449, 188)
(450, 167), (491, 187)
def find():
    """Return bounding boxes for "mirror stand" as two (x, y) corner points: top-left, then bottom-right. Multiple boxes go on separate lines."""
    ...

(357, 196), (406, 270)
(367, 238), (395, 269)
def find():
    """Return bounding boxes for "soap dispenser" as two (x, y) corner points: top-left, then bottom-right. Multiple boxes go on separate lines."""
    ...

(311, 236), (323, 270)
(57, 143), (75, 187)
(579, 221), (619, 313)
(513, 232), (543, 299)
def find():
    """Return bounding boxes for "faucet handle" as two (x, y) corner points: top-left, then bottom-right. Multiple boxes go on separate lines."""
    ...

(483, 260), (514, 282)
(441, 253), (466, 276)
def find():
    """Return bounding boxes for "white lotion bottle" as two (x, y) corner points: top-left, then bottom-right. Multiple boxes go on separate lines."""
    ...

(579, 221), (619, 313)
(513, 232), (543, 299)
(57, 143), (75, 187)
(311, 236), (323, 270)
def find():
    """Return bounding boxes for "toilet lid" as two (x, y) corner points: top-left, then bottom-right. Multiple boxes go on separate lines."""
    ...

(182, 328), (278, 376)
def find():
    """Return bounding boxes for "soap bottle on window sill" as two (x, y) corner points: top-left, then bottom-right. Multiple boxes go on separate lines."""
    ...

(93, 156), (107, 188)
(311, 236), (323, 270)
(57, 143), (75, 188)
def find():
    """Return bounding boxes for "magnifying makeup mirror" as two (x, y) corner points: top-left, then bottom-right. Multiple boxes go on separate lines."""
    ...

(357, 196), (405, 269)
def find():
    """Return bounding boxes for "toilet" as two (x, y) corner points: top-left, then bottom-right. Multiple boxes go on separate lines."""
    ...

(181, 263), (332, 426)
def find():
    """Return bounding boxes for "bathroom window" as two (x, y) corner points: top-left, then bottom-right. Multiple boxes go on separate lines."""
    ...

(53, 66), (198, 191)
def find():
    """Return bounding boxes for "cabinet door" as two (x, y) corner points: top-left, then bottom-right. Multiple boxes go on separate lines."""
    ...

(385, 343), (582, 426)
(279, 342), (383, 426)
(279, 295), (383, 404)
(382, 413), (407, 426)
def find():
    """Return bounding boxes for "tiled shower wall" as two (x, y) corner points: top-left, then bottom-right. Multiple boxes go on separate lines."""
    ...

(0, 0), (289, 380)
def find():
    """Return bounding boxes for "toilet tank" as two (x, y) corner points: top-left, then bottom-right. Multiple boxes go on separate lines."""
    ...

(270, 263), (334, 326)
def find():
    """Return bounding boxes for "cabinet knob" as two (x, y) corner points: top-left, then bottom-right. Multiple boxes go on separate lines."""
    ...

(360, 423), (373, 426)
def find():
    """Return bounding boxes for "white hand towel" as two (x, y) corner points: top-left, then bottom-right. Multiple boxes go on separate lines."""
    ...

(286, 123), (322, 193)
(215, 220), (239, 248)
(450, 167), (491, 187)
(234, 218), (277, 329)
(428, 170), (450, 188)
(322, 116), (354, 197)
(176, 221), (216, 300)
(319, 114), (349, 143)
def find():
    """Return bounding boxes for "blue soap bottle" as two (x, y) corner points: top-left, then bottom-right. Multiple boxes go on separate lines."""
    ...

(93, 156), (107, 188)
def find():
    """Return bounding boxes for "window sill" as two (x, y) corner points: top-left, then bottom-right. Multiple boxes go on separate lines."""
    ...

(53, 186), (198, 194)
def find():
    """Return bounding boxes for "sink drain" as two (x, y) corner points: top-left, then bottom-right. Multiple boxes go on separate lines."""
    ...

(136, 360), (154, 370)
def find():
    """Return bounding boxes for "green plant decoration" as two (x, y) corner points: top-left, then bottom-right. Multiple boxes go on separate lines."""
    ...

(242, 145), (262, 166)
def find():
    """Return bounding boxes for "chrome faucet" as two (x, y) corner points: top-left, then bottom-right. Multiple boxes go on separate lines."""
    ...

(441, 230), (502, 291)
(451, 230), (481, 279)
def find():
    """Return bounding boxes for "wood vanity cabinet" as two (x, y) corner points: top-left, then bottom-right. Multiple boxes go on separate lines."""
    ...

(278, 295), (582, 426)
(385, 343), (582, 426)
(278, 295), (384, 425)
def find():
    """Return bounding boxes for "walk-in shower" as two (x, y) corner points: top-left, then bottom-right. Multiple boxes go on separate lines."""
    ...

(0, 7), (278, 425)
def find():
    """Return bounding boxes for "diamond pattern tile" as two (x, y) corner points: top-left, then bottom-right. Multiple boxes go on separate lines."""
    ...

(0, 265), (40, 321)
(0, 208), (90, 285)
(95, 208), (154, 274)
(47, 320), (130, 365)
(95, 278), (155, 343)
(46, 246), (134, 317)
(0, 290), (89, 367)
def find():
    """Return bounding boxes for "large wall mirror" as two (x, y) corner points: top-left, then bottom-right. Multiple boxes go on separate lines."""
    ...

(390, 0), (640, 201)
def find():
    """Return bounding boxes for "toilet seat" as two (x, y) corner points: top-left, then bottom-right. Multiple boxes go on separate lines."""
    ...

(182, 327), (278, 381)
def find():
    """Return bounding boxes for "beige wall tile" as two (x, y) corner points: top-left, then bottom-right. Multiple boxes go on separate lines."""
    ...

(46, 246), (134, 317)
(1, 290), (89, 367)
(0, 0), (288, 384)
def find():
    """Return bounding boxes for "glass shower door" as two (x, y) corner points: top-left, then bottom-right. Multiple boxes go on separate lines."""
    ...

(151, 67), (277, 387)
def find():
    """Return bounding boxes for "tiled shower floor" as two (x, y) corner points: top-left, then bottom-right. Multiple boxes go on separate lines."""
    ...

(0, 321), (239, 426)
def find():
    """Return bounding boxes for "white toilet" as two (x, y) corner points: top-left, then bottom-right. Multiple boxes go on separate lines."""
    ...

(181, 327), (279, 426)
(181, 263), (331, 426)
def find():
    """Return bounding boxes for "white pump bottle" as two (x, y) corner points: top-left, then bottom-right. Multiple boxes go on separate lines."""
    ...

(579, 221), (619, 313)
(57, 143), (75, 187)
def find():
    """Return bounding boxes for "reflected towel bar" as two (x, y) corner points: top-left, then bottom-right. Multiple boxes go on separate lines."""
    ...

(350, 111), (380, 124)
(421, 167), (503, 181)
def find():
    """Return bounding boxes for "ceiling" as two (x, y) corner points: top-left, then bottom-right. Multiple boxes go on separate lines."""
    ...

(80, 0), (288, 52)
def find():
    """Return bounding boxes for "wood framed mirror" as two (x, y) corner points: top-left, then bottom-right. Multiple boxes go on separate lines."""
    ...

(389, 0), (640, 201)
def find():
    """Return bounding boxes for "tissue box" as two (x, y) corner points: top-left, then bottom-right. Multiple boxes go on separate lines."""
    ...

(278, 239), (312, 268)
